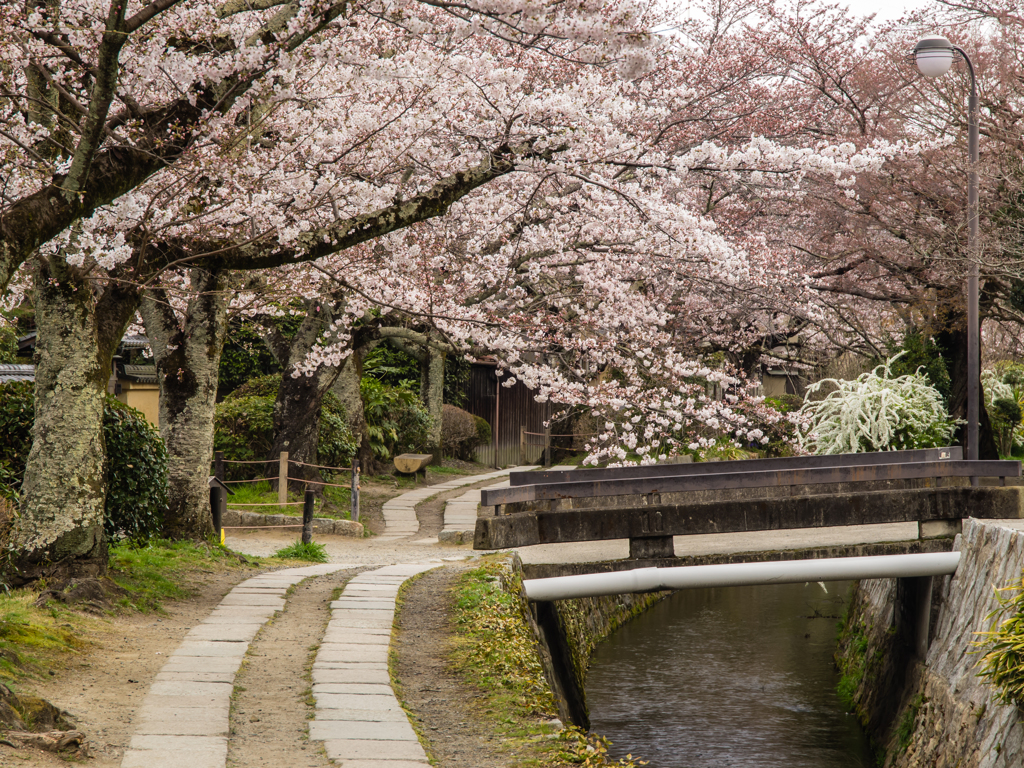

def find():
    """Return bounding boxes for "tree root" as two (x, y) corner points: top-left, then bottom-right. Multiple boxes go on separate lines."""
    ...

(1, 729), (89, 756)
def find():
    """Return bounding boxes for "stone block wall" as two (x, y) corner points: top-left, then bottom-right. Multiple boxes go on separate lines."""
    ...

(838, 519), (1024, 767)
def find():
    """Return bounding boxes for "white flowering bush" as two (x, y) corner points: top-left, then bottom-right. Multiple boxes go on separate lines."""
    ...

(982, 367), (1024, 456)
(798, 355), (957, 455)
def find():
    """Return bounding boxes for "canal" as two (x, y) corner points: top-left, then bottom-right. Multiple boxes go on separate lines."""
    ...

(585, 581), (874, 767)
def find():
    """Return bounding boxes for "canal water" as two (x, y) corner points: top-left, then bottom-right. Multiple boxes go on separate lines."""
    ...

(585, 582), (874, 767)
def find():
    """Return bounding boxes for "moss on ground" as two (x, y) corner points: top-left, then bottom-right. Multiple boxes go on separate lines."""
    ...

(448, 556), (647, 767)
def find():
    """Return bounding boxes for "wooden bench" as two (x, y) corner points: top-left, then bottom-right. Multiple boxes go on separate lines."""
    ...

(394, 453), (433, 481)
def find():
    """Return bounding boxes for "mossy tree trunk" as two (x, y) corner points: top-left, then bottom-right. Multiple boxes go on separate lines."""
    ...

(141, 268), (231, 539)
(12, 256), (138, 581)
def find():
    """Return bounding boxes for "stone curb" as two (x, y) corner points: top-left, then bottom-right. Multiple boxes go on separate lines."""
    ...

(120, 564), (352, 768)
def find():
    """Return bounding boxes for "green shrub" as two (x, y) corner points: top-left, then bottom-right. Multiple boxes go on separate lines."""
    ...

(223, 373), (281, 401)
(213, 383), (357, 476)
(103, 399), (168, 543)
(217, 321), (282, 399)
(0, 383), (168, 542)
(441, 404), (478, 459)
(975, 575), (1024, 707)
(474, 415), (492, 446)
(0, 382), (32, 500)
(360, 378), (431, 460)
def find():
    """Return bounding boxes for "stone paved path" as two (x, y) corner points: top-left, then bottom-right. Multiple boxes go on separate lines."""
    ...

(308, 563), (443, 767)
(120, 564), (351, 768)
(378, 468), (524, 541)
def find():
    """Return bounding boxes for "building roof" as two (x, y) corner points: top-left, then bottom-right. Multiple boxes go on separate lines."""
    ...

(121, 365), (158, 384)
(0, 363), (34, 383)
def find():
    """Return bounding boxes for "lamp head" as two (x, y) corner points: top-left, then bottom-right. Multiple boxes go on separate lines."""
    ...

(914, 35), (954, 78)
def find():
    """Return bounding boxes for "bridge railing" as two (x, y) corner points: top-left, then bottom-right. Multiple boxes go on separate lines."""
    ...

(482, 457), (1019, 508)
(507, 446), (960, 487)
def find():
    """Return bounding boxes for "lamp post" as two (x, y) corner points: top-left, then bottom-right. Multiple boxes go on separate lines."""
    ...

(912, 35), (980, 467)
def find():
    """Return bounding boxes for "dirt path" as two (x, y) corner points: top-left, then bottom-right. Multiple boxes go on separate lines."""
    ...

(392, 563), (507, 768)
(5, 570), (251, 767)
(228, 569), (357, 768)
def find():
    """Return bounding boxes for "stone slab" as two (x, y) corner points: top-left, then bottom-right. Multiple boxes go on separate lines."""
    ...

(160, 657), (243, 674)
(218, 593), (286, 607)
(312, 668), (390, 684)
(316, 646), (388, 663)
(134, 708), (228, 736)
(331, 761), (429, 768)
(121, 749), (225, 768)
(128, 734), (227, 751)
(316, 707), (409, 722)
(154, 670), (236, 683)
(171, 641), (248, 658)
(322, 739), (426, 761)
(330, 601), (395, 610)
(320, 632), (390, 646)
(313, 661), (388, 671)
(314, 693), (399, 710)
(147, 681), (233, 697)
(313, 683), (394, 695)
(186, 624), (261, 642)
(141, 693), (231, 710)
(309, 719), (416, 741)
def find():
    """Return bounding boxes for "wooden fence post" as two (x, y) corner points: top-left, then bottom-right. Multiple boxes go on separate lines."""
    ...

(544, 425), (551, 468)
(520, 426), (526, 466)
(351, 460), (360, 523)
(278, 451), (289, 506)
(302, 489), (315, 544)
(214, 451), (224, 482)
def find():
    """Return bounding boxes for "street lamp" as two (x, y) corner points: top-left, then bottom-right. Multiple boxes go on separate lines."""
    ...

(912, 35), (980, 467)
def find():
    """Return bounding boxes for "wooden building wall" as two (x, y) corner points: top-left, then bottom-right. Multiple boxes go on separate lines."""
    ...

(462, 363), (551, 467)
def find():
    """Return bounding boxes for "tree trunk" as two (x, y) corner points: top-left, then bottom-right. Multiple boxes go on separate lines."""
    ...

(421, 345), (445, 460)
(141, 269), (230, 539)
(264, 301), (342, 492)
(12, 258), (138, 582)
(331, 350), (374, 471)
(936, 313), (999, 460)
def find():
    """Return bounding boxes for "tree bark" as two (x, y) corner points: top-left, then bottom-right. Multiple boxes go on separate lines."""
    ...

(331, 349), (374, 471)
(141, 269), (230, 539)
(420, 345), (445, 460)
(12, 257), (138, 581)
(935, 311), (999, 460)
(263, 301), (342, 491)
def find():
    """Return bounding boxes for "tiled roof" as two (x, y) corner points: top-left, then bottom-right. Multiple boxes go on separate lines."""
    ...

(0, 363), (34, 383)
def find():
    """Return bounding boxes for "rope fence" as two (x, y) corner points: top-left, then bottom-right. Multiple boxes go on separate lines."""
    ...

(211, 450), (361, 527)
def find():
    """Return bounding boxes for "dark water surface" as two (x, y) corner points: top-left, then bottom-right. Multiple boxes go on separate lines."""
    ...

(585, 582), (873, 768)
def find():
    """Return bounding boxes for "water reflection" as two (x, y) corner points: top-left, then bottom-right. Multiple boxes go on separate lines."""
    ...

(585, 582), (873, 768)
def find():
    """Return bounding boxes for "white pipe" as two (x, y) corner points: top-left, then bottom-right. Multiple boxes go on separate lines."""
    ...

(522, 552), (961, 601)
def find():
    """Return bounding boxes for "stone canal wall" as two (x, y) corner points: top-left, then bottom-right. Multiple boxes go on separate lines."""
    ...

(837, 519), (1024, 767)
(511, 555), (669, 730)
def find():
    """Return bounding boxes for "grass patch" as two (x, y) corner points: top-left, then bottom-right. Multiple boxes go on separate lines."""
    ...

(274, 541), (328, 563)
(895, 694), (926, 753)
(229, 479), (352, 519)
(0, 595), (85, 682)
(109, 538), (259, 612)
(448, 556), (646, 767)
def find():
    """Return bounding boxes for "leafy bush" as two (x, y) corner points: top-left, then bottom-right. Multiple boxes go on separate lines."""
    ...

(974, 575), (1024, 708)
(441, 404), (478, 459)
(360, 378), (431, 460)
(213, 383), (357, 476)
(886, 331), (951, 404)
(0, 382), (33, 500)
(218, 320), (284, 399)
(798, 355), (958, 454)
(0, 383), (168, 542)
(103, 399), (168, 543)
(474, 415), (492, 446)
(983, 367), (1024, 457)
